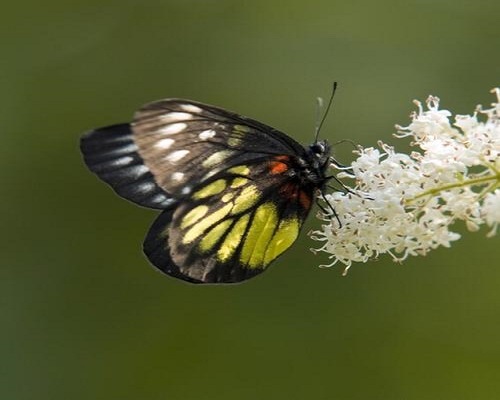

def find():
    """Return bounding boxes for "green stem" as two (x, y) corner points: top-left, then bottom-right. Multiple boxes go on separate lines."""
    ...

(405, 171), (500, 204)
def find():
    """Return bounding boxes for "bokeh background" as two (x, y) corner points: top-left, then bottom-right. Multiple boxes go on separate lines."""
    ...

(2, 1), (500, 399)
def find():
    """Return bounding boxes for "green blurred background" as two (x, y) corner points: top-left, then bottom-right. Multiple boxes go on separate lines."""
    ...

(2, 1), (500, 399)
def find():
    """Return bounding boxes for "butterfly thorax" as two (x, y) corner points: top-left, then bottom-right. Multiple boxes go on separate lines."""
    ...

(293, 139), (331, 190)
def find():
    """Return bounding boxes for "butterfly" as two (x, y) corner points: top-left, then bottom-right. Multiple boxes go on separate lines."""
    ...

(80, 98), (334, 284)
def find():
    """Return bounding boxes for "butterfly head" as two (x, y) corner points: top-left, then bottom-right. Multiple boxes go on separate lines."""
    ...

(309, 139), (331, 172)
(309, 140), (330, 164)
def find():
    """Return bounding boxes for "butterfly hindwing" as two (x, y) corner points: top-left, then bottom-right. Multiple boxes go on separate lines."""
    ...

(131, 99), (307, 198)
(142, 208), (203, 284)
(143, 156), (314, 283)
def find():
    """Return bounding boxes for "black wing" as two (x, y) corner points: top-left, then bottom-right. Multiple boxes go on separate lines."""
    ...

(80, 124), (174, 209)
(81, 99), (314, 284)
(80, 99), (307, 208)
(144, 155), (314, 284)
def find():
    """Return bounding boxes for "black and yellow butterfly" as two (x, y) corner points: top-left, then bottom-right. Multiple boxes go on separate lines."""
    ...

(80, 98), (333, 284)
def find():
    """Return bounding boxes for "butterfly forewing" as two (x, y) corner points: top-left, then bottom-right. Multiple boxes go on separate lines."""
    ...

(80, 123), (174, 209)
(131, 99), (307, 198)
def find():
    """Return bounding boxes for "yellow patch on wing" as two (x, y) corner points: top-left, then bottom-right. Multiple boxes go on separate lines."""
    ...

(263, 217), (300, 265)
(199, 219), (233, 252)
(233, 124), (249, 134)
(228, 137), (241, 147)
(240, 203), (278, 268)
(193, 179), (226, 199)
(217, 214), (250, 262)
(181, 205), (209, 229)
(228, 165), (250, 176)
(230, 177), (248, 188)
(221, 192), (235, 202)
(182, 203), (232, 244)
(230, 184), (260, 215)
(202, 150), (233, 168)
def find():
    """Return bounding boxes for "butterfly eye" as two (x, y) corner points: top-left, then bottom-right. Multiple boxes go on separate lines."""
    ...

(310, 142), (325, 156)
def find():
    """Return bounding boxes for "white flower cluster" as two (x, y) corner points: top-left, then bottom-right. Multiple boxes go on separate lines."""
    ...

(310, 89), (500, 274)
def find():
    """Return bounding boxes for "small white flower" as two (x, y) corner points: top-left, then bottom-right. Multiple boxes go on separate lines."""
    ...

(482, 191), (500, 236)
(311, 88), (500, 274)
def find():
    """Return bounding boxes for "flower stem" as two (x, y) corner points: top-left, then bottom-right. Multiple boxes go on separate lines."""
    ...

(405, 171), (500, 204)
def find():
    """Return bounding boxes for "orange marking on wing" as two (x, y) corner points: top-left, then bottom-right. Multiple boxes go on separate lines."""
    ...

(269, 155), (290, 175)
(269, 161), (288, 174)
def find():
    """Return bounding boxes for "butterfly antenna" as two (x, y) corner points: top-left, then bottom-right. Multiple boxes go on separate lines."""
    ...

(314, 81), (338, 143)
(314, 96), (324, 140)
